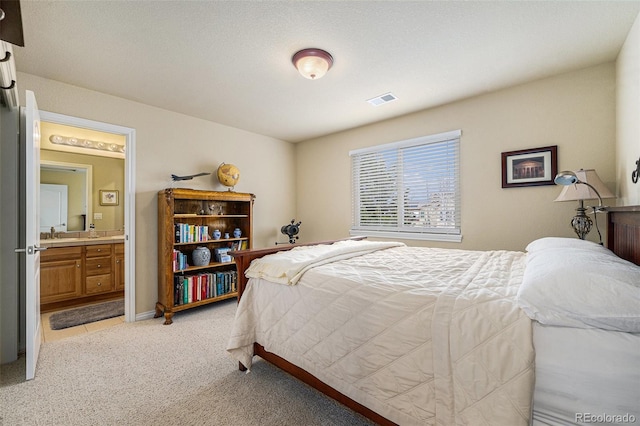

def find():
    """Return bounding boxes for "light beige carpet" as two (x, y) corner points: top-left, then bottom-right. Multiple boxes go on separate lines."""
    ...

(0, 299), (374, 426)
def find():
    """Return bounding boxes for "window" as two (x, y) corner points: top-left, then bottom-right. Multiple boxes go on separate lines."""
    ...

(350, 130), (461, 242)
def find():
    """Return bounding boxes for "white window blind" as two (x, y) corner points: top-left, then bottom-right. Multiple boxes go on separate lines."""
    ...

(350, 130), (461, 242)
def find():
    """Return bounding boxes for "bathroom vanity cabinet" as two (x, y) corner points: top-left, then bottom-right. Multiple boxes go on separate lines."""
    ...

(40, 246), (83, 304)
(40, 239), (124, 311)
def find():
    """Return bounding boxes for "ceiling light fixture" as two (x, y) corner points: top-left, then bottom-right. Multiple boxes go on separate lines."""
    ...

(292, 48), (333, 80)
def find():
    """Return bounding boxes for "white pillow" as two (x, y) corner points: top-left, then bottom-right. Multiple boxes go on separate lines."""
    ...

(525, 237), (613, 255)
(516, 246), (640, 332)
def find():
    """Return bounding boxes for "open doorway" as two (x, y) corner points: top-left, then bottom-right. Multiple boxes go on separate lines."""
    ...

(39, 111), (136, 327)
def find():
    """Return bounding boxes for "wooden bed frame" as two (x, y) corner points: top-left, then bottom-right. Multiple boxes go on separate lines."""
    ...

(607, 205), (640, 266)
(230, 207), (640, 425)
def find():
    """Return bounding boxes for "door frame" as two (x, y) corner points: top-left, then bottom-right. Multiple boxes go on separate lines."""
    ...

(39, 111), (136, 322)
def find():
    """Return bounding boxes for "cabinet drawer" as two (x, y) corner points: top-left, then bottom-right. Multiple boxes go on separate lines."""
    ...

(86, 244), (112, 258)
(41, 246), (82, 262)
(85, 274), (113, 294)
(85, 257), (112, 275)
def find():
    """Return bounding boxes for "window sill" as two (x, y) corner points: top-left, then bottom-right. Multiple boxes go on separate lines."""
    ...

(349, 229), (462, 243)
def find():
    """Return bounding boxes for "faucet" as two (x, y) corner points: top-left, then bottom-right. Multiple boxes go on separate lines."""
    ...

(49, 223), (66, 239)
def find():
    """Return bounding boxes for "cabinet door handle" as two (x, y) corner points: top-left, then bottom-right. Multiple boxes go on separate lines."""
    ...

(97, 264), (102, 268)
(97, 282), (102, 286)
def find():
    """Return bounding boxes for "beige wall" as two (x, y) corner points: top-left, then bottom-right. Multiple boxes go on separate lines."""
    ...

(18, 72), (297, 315)
(617, 12), (640, 205)
(296, 64), (616, 252)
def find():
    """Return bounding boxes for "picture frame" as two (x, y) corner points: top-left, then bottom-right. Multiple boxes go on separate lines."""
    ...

(501, 145), (557, 188)
(99, 189), (119, 206)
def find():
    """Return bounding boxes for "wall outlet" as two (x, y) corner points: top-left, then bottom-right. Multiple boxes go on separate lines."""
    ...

(93, 212), (103, 220)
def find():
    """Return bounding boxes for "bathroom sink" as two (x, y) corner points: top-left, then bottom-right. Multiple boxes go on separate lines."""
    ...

(40, 237), (80, 243)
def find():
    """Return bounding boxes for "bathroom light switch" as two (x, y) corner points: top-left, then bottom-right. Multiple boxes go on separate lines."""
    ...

(93, 213), (103, 220)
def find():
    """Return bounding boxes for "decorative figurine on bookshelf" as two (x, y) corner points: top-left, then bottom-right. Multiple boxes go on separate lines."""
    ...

(214, 247), (232, 263)
(212, 229), (221, 240)
(192, 246), (211, 266)
(276, 219), (302, 245)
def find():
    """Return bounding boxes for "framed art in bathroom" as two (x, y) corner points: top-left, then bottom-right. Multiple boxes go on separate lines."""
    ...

(99, 189), (119, 206)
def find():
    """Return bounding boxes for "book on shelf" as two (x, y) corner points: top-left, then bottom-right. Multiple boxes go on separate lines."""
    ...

(175, 223), (209, 243)
(228, 240), (248, 254)
(173, 249), (189, 271)
(173, 270), (237, 306)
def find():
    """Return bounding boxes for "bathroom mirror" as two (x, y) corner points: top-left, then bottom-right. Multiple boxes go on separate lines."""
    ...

(40, 160), (92, 232)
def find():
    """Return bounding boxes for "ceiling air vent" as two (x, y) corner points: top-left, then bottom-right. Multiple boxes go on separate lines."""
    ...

(367, 92), (397, 106)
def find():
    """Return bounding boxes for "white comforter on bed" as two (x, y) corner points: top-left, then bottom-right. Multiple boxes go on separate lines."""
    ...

(245, 239), (405, 285)
(227, 245), (534, 426)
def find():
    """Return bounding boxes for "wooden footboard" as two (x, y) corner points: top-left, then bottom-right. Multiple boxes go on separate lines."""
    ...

(253, 342), (396, 425)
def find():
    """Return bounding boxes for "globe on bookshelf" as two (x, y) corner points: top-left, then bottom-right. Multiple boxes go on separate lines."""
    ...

(217, 163), (240, 190)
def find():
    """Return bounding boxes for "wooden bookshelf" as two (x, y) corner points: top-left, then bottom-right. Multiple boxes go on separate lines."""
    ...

(155, 188), (254, 324)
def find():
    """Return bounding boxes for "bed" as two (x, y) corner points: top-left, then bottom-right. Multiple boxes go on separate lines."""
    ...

(227, 206), (640, 425)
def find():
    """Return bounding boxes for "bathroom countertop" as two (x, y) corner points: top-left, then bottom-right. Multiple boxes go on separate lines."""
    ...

(40, 235), (125, 248)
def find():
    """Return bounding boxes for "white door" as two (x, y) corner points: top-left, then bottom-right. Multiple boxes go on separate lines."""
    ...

(40, 183), (68, 233)
(24, 90), (42, 380)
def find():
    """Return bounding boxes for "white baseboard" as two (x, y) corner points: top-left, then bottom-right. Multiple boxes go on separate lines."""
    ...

(134, 310), (157, 322)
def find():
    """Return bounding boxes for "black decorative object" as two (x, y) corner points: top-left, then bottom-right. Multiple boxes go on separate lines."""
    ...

(171, 172), (211, 181)
(279, 219), (301, 244)
(0, 0), (25, 47)
(632, 157), (639, 184)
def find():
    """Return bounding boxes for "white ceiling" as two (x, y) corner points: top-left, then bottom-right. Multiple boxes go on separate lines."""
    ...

(14, 1), (640, 143)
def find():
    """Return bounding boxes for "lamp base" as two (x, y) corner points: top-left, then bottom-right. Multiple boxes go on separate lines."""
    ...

(571, 206), (592, 240)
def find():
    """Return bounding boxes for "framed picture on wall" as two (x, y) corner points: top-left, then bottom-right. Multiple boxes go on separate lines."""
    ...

(501, 145), (557, 188)
(99, 189), (119, 206)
